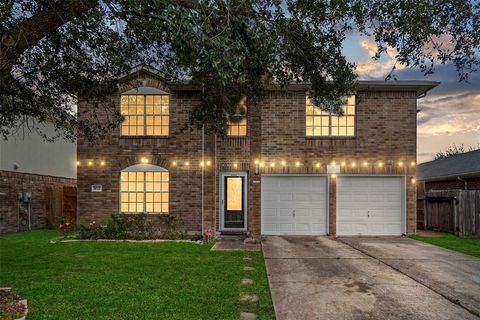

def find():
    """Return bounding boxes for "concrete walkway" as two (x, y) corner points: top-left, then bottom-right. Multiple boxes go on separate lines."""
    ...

(263, 236), (480, 320)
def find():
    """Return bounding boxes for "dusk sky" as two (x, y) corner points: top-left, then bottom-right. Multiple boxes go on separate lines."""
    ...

(343, 33), (480, 164)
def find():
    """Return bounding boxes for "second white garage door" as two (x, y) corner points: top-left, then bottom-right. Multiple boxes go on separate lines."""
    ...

(336, 176), (405, 236)
(261, 176), (328, 235)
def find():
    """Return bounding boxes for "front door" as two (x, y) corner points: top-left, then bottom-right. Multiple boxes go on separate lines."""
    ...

(222, 173), (247, 230)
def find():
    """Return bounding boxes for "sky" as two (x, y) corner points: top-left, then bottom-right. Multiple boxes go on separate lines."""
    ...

(343, 33), (480, 164)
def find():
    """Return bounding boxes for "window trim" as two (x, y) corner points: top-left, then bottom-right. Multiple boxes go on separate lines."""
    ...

(305, 96), (357, 139)
(119, 165), (169, 215)
(120, 94), (170, 138)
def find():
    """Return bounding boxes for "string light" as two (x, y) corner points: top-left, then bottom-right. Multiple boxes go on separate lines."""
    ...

(378, 161), (383, 168)
(141, 157), (149, 164)
(88, 161), (93, 166)
(100, 161), (105, 166)
(331, 173), (337, 178)
(172, 161), (177, 166)
(398, 161), (404, 167)
(351, 162), (357, 168)
(331, 161), (337, 166)
(259, 162), (265, 168)
(76, 161), (80, 166)
(295, 161), (300, 167)
(411, 178), (416, 184)
(200, 161), (204, 167)
(281, 160), (286, 166)
(363, 161), (368, 167)
(233, 163), (238, 168)
(206, 161), (211, 166)
(270, 162), (275, 167)
(315, 163), (321, 168)
(254, 159), (259, 165)
(341, 161), (346, 167)
(185, 161), (190, 167)
(411, 161), (416, 167)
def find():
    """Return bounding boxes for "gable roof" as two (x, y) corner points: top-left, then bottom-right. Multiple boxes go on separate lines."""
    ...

(417, 149), (480, 181)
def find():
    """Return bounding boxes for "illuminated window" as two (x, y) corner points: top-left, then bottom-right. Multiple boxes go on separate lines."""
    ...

(306, 96), (355, 137)
(227, 99), (247, 136)
(120, 165), (169, 214)
(121, 95), (169, 136)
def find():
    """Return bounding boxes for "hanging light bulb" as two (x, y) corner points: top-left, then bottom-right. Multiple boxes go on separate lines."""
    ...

(411, 178), (416, 184)
(331, 161), (337, 166)
(341, 161), (346, 167)
(398, 161), (404, 167)
(185, 161), (190, 167)
(100, 161), (105, 166)
(351, 162), (357, 168)
(295, 161), (300, 167)
(331, 173), (337, 179)
(200, 161), (204, 167)
(315, 163), (321, 168)
(172, 161), (177, 166)
(411, 161), (416, 167)
(88, 161), (93, 166)
(378, 161), (383, 168)
(254, 159), (259, 165)
(259, 162), (265, 168)
(363, 161), (368, 167)
(281, 160), (286, 166)
(206, 161), (211, 166)
(270, 162), (275, 167)
(76, 161), (81, 166)
(233, 163), (238, 168)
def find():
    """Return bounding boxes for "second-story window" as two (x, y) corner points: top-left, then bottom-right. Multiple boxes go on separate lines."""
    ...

(227, 98), (247, 137)
(121, 94), (169, 136)
(306, 96), (355, 137)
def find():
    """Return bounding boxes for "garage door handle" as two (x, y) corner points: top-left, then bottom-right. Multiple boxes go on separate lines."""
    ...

(367, 211), (370, 218)
(293, 210), (296, 217)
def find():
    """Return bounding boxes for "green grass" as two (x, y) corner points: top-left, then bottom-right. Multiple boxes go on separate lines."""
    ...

(410, 232), (480, 258)
(0, 230), (275, 320)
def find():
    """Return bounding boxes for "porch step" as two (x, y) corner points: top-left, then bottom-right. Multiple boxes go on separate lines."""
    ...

(218, 231), (248, 240)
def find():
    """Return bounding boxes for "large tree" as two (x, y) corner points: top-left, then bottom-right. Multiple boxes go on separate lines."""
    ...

(1, 0), (479, 141)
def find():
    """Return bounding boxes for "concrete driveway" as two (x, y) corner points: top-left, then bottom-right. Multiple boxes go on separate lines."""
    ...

(263, 236), (480, 320)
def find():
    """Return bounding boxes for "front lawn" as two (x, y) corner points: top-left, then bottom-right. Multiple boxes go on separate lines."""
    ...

(410, 232), (480, 258)
(0, 230), (274, 320)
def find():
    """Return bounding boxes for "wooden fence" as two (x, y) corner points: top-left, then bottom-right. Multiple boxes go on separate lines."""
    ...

(424, 190), (480, 237)
(46, 186), (77, 228)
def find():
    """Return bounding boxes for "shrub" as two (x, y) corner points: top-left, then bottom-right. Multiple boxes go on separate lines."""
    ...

(75, 214), (189, 240)
(76, 222), (105, 240)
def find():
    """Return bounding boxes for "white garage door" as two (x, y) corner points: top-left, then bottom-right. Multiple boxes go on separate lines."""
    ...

(336, 176), (404, 236)
(261, 176), (328, 235)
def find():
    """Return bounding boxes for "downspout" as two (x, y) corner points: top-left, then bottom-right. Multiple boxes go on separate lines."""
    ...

(201, 125), (205, 235)
(457, 176), (467, 190)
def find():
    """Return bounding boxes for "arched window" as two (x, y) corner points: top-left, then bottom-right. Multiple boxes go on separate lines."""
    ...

(120, 87), (170, 136)
(120, 164), (169, 214)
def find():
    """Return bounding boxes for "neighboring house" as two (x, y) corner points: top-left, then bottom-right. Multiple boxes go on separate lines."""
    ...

(417, 150), (480, 191)
(0, 122), (77, 234)
(416, 150), (480, 236)
(77, 66), (438, 237)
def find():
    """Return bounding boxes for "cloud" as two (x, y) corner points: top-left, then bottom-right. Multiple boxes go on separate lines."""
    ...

(354, 37), (406, 78)
(417, 92), (480, 135)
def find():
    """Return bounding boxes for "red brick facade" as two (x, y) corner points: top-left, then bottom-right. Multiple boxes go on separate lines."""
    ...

(77, 71), (419, 237)
(425, 177), (480, 191)
(0, 171), (76, 234)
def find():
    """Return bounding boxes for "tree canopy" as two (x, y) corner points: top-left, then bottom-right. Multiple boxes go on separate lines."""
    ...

(1, 0), (479, 141)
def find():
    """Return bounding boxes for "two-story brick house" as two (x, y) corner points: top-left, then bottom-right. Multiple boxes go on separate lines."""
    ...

(77, 66), (438, 237)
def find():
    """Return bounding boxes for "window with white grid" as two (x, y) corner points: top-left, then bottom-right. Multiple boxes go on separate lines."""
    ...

(120, 171), (169, 214)
(306, 96), (355, 137)
(121, 95), (169, 136)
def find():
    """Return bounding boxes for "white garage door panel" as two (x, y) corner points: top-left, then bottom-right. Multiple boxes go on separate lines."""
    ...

(337, 177), (404, 236)
(261, 176), (328, 235)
